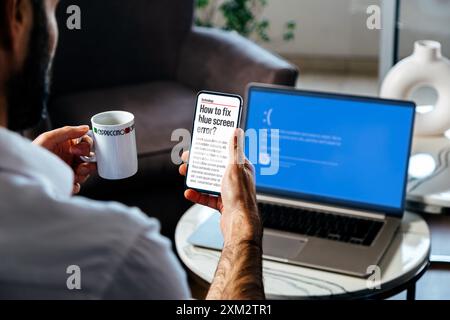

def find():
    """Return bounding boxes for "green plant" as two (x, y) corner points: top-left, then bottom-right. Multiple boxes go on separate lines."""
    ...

(195, 0), (296, 43)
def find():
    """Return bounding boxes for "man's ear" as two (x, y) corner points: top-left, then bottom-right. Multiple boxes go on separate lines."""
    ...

(2, 0), (33, 63)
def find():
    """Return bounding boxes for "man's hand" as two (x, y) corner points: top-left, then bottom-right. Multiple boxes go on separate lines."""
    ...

(179, 129), (264, 300)
(179, 129), (260, 246)
(33, 126), (97, 194)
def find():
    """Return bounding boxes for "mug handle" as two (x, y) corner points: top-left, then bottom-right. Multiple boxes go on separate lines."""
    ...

(78, 130), (97, 163)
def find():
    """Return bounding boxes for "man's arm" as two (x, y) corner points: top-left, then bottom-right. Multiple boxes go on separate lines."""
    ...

(101, 222), (191, 300)
(207, 240), (264, 300)
(180, 129), (265, 300)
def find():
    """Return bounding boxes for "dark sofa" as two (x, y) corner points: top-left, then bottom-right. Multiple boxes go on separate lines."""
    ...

(48, 0), (298, 238)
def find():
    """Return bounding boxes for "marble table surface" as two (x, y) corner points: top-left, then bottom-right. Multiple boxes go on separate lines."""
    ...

(407, 135), (450, 213)
(175, 205), (431, 299)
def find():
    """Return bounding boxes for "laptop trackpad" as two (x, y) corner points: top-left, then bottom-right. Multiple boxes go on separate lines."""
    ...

(263, 233), (307, 260)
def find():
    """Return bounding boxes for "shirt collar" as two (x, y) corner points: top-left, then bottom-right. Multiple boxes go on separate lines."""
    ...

(0, 127), (74, 197)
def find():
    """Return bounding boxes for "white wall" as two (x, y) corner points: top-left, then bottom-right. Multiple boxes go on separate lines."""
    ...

(397, 0), (450, 58)
(260, 0), (381, 58)
(197, 0), (450, 59)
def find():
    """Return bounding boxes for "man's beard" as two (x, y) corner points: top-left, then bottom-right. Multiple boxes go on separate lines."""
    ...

(6, 1), (52, 131)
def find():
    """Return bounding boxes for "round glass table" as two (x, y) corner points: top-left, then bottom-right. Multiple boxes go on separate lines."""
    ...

(176, 205), (431, 300)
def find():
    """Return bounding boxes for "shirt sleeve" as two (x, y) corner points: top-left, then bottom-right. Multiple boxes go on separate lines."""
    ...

(101, 223), (192, 300)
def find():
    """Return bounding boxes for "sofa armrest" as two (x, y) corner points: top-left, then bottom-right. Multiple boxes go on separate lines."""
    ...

(177, 27), (299, 97)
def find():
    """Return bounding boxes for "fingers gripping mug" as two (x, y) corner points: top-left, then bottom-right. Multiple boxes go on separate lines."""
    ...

(81, 111), (138, 180)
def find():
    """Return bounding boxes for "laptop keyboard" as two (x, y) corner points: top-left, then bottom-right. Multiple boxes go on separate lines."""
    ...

(258, 202), (384, 246)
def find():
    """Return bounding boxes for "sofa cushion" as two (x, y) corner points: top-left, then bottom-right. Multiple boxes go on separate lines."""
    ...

(49, 81), (196, 156)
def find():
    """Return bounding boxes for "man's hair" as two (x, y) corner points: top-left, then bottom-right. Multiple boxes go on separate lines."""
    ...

(0, 2), (10, 48)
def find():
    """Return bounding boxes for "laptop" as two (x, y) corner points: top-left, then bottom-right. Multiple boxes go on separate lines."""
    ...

(189, 83), (416, 277)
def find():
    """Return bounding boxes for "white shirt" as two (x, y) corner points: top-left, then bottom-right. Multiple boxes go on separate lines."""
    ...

(0, 128), (191, 299)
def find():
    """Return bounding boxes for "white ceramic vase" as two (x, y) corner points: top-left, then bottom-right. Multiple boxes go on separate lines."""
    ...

(380, 40), (450, 136)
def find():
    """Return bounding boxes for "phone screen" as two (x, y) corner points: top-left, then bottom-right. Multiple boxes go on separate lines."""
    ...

(186, 91), (243, 195)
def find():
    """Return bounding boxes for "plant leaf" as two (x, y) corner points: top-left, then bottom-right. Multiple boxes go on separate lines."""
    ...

(196, 0), (210, 9)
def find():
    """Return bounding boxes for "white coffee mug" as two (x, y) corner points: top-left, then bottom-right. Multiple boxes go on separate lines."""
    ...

(81, 111), (138, 180)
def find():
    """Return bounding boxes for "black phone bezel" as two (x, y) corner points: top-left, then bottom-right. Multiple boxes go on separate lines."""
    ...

(185, 90), (243, 196)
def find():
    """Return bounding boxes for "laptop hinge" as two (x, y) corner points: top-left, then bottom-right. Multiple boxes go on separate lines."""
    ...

(257, 194), (386, 220)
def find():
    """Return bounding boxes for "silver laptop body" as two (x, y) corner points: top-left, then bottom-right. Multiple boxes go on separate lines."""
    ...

(258, 194), (401, 277)
(246, 84), (415, 277)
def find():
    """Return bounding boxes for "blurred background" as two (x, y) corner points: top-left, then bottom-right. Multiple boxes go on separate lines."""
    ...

(196, 0), (450, 103)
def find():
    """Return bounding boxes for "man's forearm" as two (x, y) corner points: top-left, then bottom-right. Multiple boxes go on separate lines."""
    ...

(206, 240), (265, 300)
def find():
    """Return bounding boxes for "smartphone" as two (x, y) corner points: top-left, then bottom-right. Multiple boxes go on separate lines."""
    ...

(186, 91), (243, 195)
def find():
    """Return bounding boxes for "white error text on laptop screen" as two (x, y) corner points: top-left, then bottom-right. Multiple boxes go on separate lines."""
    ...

(245, 87), (415, 215)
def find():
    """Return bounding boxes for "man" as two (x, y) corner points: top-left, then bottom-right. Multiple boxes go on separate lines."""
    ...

(0, 0), (263, 299)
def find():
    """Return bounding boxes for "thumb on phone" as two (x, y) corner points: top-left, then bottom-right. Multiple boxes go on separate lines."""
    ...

(229, 128), (245, 166)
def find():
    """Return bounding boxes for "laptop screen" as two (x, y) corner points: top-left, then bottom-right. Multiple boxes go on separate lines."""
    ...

(245, 86), (415, 216)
